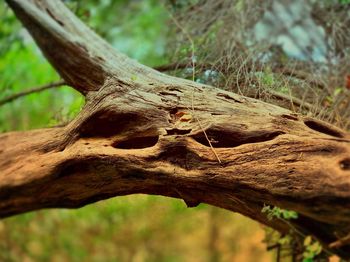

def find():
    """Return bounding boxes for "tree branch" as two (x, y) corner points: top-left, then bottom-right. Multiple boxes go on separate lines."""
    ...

(2, 0), (350, 258)
(5, 0), (178, 94)
(1, 76), (350, 257)
(0, 80), (66, 106)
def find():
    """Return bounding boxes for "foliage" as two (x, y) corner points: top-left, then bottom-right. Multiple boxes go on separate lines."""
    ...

(303, 236), (323, 262)
(0, 3), (82, 132)
(0, 196), (271, 262)
(261, 205), (298, 221)
(68, 0), (169, 66)
(261, 205), (328, 261)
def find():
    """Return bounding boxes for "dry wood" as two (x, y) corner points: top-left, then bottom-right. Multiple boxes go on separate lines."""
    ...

(2, 0), (350, 258)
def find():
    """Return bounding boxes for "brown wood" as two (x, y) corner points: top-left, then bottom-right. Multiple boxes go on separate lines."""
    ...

(2, 0), (350, 258)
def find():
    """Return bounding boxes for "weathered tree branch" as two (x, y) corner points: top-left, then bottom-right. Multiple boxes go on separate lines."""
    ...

(2, 0), (350, 258)
(0, 80), (66, 106)
(5, 0), (178, 94)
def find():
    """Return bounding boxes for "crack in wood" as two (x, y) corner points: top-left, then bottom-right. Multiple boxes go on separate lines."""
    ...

(304, 119), (344, 138)
(191, 128), (285, 148)
(112, 136), (159, 149)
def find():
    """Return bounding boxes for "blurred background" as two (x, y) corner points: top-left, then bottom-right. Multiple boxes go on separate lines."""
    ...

(0, 0), (349, 261)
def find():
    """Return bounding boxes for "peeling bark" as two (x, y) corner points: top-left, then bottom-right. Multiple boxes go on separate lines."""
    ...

(2, 0), (350, 258)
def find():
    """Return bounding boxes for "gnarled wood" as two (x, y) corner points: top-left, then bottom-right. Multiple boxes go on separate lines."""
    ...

(2, 0), (350, 258)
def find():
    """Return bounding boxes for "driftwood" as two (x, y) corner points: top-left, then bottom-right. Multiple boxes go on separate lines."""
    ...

(1, 0), (350, 258)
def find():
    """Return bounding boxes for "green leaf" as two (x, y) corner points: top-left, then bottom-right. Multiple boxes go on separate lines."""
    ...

(304, 235), (312, 246)
(309, 242), (322, 255)
(278, 235), (291, 245)
(282, 210), (298, 219)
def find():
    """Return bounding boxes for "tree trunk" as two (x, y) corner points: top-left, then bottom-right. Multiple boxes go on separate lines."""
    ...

(1, 0), (350, 258)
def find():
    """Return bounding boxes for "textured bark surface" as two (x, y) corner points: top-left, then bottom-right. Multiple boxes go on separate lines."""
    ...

(2, 0), (350, 258)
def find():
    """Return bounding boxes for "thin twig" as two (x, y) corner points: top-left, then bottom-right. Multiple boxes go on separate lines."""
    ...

(168, 12), (196, 81)
(267, 90), (316, 112)
(329, 232), (350, 249)
(0, 80), (66, 106)
(155, 60), (327, 90)
(273, 67), (327, 91)
(154, 62), (212, 72)
(190, 92), (221, 164)
(154, 62), (189, 72)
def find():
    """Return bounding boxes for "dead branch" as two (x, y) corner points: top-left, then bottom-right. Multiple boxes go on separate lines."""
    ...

(2, 0), (350, 258)
(0, 80), (66, 106)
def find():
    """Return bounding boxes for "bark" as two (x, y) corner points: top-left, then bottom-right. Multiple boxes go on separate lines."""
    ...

(2, 0), (350, 258)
